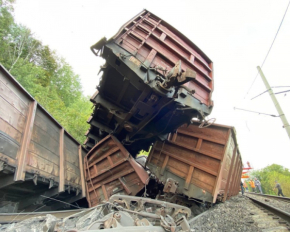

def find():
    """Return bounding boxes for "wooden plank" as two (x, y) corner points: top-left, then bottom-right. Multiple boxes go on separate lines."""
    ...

(78, 146), (86, 197)
(184, 166), (194, 190)
(14, 100), (37, 181)
(59, 128), (65, 192)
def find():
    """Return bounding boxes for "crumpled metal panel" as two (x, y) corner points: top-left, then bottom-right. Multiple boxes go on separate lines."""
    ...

(84, 135), (149, 207)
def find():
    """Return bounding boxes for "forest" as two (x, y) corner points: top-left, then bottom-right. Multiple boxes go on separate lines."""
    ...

(0, 0), (92, 143)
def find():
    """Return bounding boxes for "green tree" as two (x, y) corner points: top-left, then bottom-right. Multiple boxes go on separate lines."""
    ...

(250, 164), (290, 196)
(0, 1), (92, 144)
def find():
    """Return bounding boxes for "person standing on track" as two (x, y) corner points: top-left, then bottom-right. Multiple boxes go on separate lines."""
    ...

(243, 182), (248, 192)
(254, 178), (263, 194)
(273, 180), (284, 197)
(249, 179), (256, 192)
(240, 181), (244, 195)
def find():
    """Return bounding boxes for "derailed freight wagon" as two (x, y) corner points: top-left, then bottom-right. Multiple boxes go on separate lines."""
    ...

(0, 64), (87, 212)
(146, 121), (243, 203)
(85, 9), (214, 156)
(84, 135), (149, 207)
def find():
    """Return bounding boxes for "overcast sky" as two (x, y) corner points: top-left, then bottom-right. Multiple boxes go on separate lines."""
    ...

(13, 0), (290, 170)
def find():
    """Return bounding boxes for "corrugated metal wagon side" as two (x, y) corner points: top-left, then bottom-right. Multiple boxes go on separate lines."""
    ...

(84, 135), (149, 207)
(86, 9), (214, 156)
(146, 122), (242, 203)
(112, 9), (214, 107)
(0, 64), (87, 212)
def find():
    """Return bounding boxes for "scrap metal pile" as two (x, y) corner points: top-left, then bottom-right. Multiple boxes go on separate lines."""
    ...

(1, 195), (194, 232)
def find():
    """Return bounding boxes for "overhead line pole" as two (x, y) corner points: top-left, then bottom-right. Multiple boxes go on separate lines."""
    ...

(257, 66), (290, 140)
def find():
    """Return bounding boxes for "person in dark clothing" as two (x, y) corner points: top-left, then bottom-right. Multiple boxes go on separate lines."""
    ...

(273, 181), (284, 197)
(240, 181), (244, 195)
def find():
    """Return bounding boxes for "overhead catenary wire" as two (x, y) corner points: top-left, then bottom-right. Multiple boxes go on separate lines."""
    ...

(251, 88), (290, 100)
(40, 195), (83, 209)
(234, 107), (280, 117)
(243, 0), (290, 99)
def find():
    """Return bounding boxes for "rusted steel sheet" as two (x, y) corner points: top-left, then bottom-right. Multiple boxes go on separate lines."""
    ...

(146, 122), (242, 203)
(84, 135), (149, 207)
(0, 64), (87, 212)
(86, 10), (214, 156)
(114, 10), (213, 107)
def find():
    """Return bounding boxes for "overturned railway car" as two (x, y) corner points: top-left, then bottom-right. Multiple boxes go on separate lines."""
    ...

(85, 9), (214, 156)
(0, 64), (87, 212)
(147, 122), (243, 203)
(84, 135), (149, 207)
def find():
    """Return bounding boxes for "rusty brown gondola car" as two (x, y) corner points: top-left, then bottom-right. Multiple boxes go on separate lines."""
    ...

(146, 122), (243, 203)
(0, 64), (87, 212)
(86, 9), (214, 156)
(84, 135), (149, 207)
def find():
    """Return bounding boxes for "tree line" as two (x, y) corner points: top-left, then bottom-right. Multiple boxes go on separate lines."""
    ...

(246, 164), (290, 196)
(0, 0), (92, 143)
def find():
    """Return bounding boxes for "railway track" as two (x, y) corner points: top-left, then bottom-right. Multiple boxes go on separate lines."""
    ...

(0, 207), (90, 224)
(246, 192), (290, 203)
(246, 193), (290, 228)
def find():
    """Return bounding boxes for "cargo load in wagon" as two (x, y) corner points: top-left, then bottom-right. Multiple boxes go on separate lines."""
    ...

(85, 9), (214, 156)
(146, 121), (243, 203)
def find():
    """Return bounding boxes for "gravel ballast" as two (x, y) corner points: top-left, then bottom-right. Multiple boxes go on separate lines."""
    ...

(190, 194), (289, 232)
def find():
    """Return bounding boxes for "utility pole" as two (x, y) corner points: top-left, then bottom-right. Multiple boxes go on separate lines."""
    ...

(257, 66), (290, 140)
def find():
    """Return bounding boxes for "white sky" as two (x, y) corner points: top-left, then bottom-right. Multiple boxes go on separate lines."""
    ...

(13, 0), (290, 170)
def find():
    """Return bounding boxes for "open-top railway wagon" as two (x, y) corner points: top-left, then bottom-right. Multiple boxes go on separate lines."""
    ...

(85, 9), (214, 156)
(147, 121), (243, 203)
(0, 64), (87, 212)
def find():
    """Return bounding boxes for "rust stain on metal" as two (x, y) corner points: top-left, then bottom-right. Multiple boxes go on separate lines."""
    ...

(84, 135), (149, 207)
(15, 100), (37, 181)
(0, 64), (88, 211)
(147, 121), (243, 203)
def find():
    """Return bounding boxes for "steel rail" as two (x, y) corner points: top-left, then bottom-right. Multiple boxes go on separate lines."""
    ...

(245, 192), (290, 203)
(246, 195), (290, 224)
(0, 208), (90, 224)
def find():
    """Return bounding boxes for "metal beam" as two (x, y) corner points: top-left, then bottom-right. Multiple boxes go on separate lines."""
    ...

(0, 175), (15, 189)
(78, 146), (86, 198)
(15, 101), (37, 181)
(59, 128), (65, 192)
